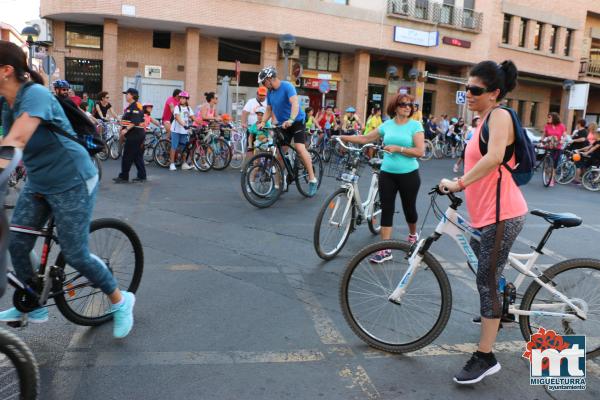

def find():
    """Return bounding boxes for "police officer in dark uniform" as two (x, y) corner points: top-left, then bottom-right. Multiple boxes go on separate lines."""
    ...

(113, 88), (147, 183)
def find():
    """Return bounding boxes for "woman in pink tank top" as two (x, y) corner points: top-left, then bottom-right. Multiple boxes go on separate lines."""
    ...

(438, 60), (527, 385)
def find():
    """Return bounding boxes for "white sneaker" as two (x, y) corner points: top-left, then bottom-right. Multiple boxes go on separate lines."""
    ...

(453, 165), (459, 173)
(169, 163), (176, 171)
(182, 162), (193, 170)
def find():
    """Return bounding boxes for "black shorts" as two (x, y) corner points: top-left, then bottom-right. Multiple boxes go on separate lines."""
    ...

(282, 121), (306, 145)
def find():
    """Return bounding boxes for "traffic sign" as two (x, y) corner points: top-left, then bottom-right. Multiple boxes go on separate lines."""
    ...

(455, 90), (466, 105)
(319, 80), (330, 94)
(42, 55), (56, 76)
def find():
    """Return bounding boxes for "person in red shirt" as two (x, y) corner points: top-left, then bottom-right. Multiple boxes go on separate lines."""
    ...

(68, 88), (82, 107)
(316, 105), (337, 146)
(161, 89), (182, 136)
(542, 112), (566, 186)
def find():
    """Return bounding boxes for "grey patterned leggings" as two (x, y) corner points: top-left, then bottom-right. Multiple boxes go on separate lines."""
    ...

(469, 216), (525, 319)
(9, 180), (118, 295)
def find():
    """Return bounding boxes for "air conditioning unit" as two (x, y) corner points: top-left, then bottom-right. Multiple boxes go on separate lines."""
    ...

(26, 19), (53, 44)
(280, 46), (300, 60)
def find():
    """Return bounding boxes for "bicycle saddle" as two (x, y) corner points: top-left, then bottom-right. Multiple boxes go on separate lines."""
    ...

(368, 158), (382, 169)
(530, 209), (582, 228)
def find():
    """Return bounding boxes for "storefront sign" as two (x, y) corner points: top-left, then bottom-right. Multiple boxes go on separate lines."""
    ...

(303, 78), (337, 91)
(122, 4), (136, 16)
(393, 27), (438, 47)
(317, 73), (332, 80)
(144, 65), (162, 79)
(372, 94), (382, 101)
(443, 36), (471, 49)
(568, 83), (590, 110)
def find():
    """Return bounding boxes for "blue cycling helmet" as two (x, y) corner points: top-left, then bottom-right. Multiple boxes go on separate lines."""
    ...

(451, 117), (458, 123)
(345, 107), (356, 113)
(53, 80), (70, 89)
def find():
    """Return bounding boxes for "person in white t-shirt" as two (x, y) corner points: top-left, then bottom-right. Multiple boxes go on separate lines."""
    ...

(241, 86), (268, 151)
(169, 91), (197, 171)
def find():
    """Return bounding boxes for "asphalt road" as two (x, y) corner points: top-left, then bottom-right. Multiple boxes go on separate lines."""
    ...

(2, 157), (599, 400)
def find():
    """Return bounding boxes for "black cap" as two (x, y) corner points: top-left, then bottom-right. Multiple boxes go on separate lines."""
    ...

(123, 88), (139, 96)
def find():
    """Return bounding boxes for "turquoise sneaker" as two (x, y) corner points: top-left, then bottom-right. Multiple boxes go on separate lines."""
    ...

(0, 307), (48, 323)
(308, 179), (319, 197)
(112, 291), (135, 339)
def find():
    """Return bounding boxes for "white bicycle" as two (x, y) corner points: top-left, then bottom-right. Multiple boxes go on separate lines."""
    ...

(313, 138), (383, 260)
(340, 187), (600, 356)
(229, 124), (247, 170)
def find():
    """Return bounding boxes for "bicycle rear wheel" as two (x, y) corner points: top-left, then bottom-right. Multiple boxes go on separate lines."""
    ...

(340, 240), (452, 353)
(54, 218), (144, 326)
(153, 139), (171, 168)
(109, 139), (121, 160)
(0, 329), (39, 400)
(229, 140), (245, 169)
(519, 259), (600, 357)
(542, 155), (554, 187)
(192, 144), (212, 172)
(313, 188), (355, 260)
(582, 168), (600, 191)
(143, 133), (156, 163)
(555, 160), (576, 184)
(296, 149), (323, 197)
(241, 153), (283, 208)
(433, 140), (444, 159)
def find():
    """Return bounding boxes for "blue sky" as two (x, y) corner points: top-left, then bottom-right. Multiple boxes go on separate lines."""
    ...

(1, 0), (41, 31)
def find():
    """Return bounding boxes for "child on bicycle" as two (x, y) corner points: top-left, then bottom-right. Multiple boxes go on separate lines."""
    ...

(248, 107), (272, 152)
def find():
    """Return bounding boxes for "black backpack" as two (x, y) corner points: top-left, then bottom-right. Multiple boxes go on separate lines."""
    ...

(22, 82), (105, 155)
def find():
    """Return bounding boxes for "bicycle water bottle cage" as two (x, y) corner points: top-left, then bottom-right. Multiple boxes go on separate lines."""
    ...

(530, 210), (582, 229)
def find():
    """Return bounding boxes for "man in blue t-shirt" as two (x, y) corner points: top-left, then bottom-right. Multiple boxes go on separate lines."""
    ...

(257, 66), (318, 196)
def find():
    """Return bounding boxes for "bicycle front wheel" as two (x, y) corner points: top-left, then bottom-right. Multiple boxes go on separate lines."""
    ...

(0, 329), (39, 400)
(296, 149), (323, 197)
(582, 168), (600, 191)
(340, 240), (452, 353)
(192, 144), (212, 172)
(313, 188), (355, 260)
(153, 139), (171, 168)
(542, 155), (554, 187)
(241, 153), (283, 208)
(209, 138), (232, 170)
(420, 140), (433, 161)
(109, 139), (121, 160)
(555, 161), (576, 184)
(519, 259), (600, 357)
(54, 218), (144, 326)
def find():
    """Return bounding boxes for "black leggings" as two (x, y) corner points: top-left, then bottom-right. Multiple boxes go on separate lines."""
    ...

(378, 170), (420, 227)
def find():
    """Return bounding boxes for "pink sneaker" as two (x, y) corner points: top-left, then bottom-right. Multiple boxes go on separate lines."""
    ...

(408, 234), (419, 245)
(549, 179), (555, 187)
(369, 250), (393, 264)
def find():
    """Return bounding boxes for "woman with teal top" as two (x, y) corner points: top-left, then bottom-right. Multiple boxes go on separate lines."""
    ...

(338, 93), (425, 263)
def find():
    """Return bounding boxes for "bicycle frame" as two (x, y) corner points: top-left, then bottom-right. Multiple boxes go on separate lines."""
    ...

(388, 200), (587, 321)
(331, 171), (379, 227)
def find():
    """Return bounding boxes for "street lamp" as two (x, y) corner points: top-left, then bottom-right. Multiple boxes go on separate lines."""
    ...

(21, 25), (40, 69)
(279, 33), (296, 81)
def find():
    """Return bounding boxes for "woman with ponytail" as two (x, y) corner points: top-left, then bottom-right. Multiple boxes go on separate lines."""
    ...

(439, 60), (527, 384)
(0, 41), (136, 338)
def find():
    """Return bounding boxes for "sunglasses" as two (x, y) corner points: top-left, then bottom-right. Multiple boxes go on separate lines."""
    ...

(465, 85), (489, 96)
(397, 102), (413, 108)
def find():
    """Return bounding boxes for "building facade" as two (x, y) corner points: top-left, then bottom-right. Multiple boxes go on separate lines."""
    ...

(39, 0), (600, 128)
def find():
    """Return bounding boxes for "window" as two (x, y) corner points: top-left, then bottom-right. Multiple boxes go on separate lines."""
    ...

(65, 58), (102, 97)
(564, 29), (573, 56)
(530, 102), (538, 127)
(65, 23), (102, 49)
(218, 39), (261, 65)
(534, 22), (543, 50)
(462, 0), (476, 28)
(217, 69), (257, 87)
(299, 48), (340, 72)
(549, 25), (558, 53)
(463, 0), (475, 9)
(369, 59), (388, 78)
(415, 0), (429, 19)
(502, 14), (511, 44)
(519, 18), (528, 47)
(440, 0), (455, 24)
(153, 31), (171, 49)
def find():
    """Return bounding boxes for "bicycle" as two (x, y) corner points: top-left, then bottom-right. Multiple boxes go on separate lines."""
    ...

(96, 119), (122, 161)
(554, 149), (577, 185)
(431, 135), (445, 159)
(420, 139), (434, 161)
(143, 126), (166, 164)
(203, 128), (232, 170)
(153, 128), (211, 171)
(241, 126), (323, 208)
(582, 165), (600, 191)
(314, 138), (383, 260)
(0, 147), (39, 400)
(228, 124), (247, 170)
(340, 186), (600, 356)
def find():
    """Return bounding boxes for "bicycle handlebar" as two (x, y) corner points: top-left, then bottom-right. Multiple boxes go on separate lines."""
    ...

(333, 136), (378, 152)
(428, 185), (463, 208)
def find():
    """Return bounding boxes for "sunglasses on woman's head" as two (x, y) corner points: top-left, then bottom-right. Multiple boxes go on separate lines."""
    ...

(397, 102), (413, 108)
(465, 85), (489, 96)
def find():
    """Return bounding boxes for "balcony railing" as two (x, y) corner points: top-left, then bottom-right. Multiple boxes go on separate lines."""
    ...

(580, 59), (600, 78)
(387, 0), (483, 33)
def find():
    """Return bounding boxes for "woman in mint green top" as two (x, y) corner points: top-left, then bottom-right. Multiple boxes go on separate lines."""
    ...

(338, 94), (425, 262)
